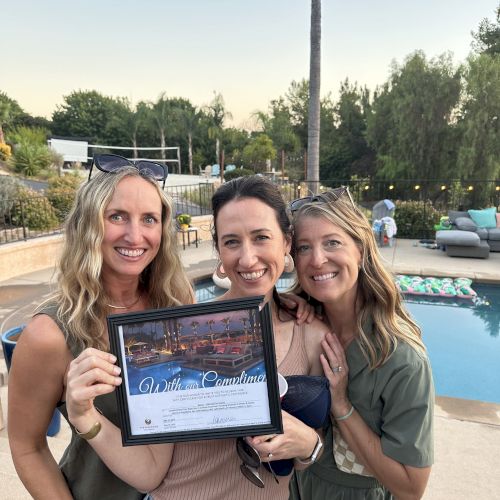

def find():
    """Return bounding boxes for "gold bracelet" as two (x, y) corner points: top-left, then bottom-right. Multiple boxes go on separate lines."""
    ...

(75, 421), (102, 440)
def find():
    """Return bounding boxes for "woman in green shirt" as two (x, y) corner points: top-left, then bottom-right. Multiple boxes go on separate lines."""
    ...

(289, 188), (434, 499)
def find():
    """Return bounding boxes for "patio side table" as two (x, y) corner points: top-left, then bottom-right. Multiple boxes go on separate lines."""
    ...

(178, 227), (199, 250)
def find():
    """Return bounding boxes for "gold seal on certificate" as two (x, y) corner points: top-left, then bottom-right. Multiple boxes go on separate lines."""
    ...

(108, 296), (283, 445)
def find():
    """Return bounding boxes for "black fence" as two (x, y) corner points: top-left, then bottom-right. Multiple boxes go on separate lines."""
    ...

(0, 183), (216, 245)
(1, 178), (498, 245)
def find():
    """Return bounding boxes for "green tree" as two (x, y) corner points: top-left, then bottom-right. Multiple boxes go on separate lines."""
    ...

(321, 80), (375, 181)
(205, 92), (232, 164)
(367, 51), (461, 180)
(0, 92), (23, 144)
(472, 5), (500, 55)
(285, 80), (310, 148)
(241, 134), (276, 172)
(107, 99), (148, 159)
(150, 92), (173, 161)
(51, 90), (124, 144)
(307, 0), (321, 192)
(457, 53), (500, 206)
(174, 101), (201, 175)
(255, 99), (300, 178)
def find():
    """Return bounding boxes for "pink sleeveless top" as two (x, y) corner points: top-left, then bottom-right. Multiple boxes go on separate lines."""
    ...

(151, 322), (310, 500)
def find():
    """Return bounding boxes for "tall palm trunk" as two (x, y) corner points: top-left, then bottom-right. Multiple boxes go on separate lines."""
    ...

(160, 130), (166, 160)
(307, 0), (321, 193)
(188, 132), (193, 175)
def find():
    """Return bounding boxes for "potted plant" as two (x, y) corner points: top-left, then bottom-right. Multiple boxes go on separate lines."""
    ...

(177, 213), (191, 230)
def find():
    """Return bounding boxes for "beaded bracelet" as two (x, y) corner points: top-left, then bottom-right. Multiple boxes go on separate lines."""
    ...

(335, 405), (354, 422)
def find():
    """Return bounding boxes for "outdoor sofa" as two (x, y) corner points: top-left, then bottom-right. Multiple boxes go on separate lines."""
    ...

(436, 208), (500, 258)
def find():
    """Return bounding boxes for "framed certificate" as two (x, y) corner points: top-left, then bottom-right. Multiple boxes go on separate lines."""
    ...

(108, 296), (283, 445)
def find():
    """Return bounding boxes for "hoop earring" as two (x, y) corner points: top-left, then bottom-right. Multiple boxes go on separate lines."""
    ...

(216, 261), (228, 279)
(284, 253), (295, 273)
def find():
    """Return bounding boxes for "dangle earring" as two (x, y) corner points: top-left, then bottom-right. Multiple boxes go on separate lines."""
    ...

(216, 261), (228, 279)
(284, 253), (295, 273)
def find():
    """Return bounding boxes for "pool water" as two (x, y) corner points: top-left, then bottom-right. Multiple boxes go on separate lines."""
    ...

(195, 278), (500, 404)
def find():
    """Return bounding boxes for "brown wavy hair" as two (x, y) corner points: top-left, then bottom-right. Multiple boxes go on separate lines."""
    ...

(41, 167), (194, 351)
(292, 192), (425, 368)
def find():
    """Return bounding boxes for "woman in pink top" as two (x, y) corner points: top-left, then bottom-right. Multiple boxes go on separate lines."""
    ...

(65, 176), (329, 499)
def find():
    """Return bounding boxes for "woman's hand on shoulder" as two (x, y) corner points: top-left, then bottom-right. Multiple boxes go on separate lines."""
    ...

(66, 348), (122, 430)
(248, 411), (319, 462)
(279, 292), (321, 325)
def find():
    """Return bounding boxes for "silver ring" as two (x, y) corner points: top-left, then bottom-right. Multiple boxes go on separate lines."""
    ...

(332, 365), (343, 373)
(268, 452), (273, 458)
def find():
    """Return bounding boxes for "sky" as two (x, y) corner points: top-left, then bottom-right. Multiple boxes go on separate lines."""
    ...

(2, 0), (499, 129)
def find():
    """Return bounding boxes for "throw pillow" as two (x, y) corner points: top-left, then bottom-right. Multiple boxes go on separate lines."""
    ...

(468, 207), (497, 229)
(497, 213), (500, 228)
(448, 210), (469, 223)
(454, 216), (477, 231)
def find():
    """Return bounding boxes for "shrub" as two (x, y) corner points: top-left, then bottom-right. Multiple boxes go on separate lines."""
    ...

(181, 183), (215, 211)
(394, 200), (441, 239)
(46, 173), (81, 221)
(223, 167), (254, 182)
(10, 187), (59, 230)
(0, 143), (12, 160)
(0, 175), (23, 216)
(10, 142), (52, 176)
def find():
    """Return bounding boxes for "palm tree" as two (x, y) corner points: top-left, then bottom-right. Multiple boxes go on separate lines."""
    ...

(205, 92), (232, 164)
(307, 0), (321, 193)
(109, 99), (148, 159)
(176, 105), (201, 175)
(151, 92), (171, 161)
(221, 317), (231, 339)
(190, 321), (199, 337)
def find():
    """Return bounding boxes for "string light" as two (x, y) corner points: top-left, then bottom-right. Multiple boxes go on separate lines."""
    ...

(496, 186), (500, 191)
(441, 185), (447, 191)
(388, 185), (394, 190)
(468, 185), (474, 191)
(364, 185), (369, 190)
(414, 185), (420, 190)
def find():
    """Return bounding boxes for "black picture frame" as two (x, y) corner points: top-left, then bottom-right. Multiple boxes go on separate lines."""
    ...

(108, 296), (283, 446)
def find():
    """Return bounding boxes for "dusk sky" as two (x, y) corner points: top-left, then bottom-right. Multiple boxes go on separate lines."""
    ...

(2, 0), (498, 128)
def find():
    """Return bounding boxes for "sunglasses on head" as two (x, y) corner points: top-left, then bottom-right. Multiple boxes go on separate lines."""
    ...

(289, 186), (356, 214)
(88, 154), (168, 188)
(236, 437), (278, 488)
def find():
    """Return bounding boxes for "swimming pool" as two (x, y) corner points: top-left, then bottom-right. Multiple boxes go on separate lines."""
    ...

(195, 278), (500, 404)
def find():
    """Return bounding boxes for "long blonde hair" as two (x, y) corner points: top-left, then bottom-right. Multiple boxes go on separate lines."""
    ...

(44, 167), (194, 351)
(292, 194), (425, 368)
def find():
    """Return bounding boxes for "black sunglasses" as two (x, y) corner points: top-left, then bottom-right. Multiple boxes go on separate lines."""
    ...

(88, 154), (168, 189)
(236, 437), (278, 488)
(289, 186), (356, 214)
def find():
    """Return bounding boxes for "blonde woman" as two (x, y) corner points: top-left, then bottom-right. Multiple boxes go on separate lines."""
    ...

(8, 159), (194, 499)
(289, 188), (434, 500)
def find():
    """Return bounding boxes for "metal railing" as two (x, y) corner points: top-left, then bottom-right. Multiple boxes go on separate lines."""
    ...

(1, 178), (498, 245)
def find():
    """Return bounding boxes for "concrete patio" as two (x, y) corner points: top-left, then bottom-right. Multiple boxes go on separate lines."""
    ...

(1, 237), (500, 499)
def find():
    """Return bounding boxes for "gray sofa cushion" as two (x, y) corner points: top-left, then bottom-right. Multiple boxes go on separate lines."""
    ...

(449, 210), (470, 223)
(436, 230), (480, 247)
(487, 228), (500, 241)
(476, 228), (489, 240)
(454, 216), (477, 231)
